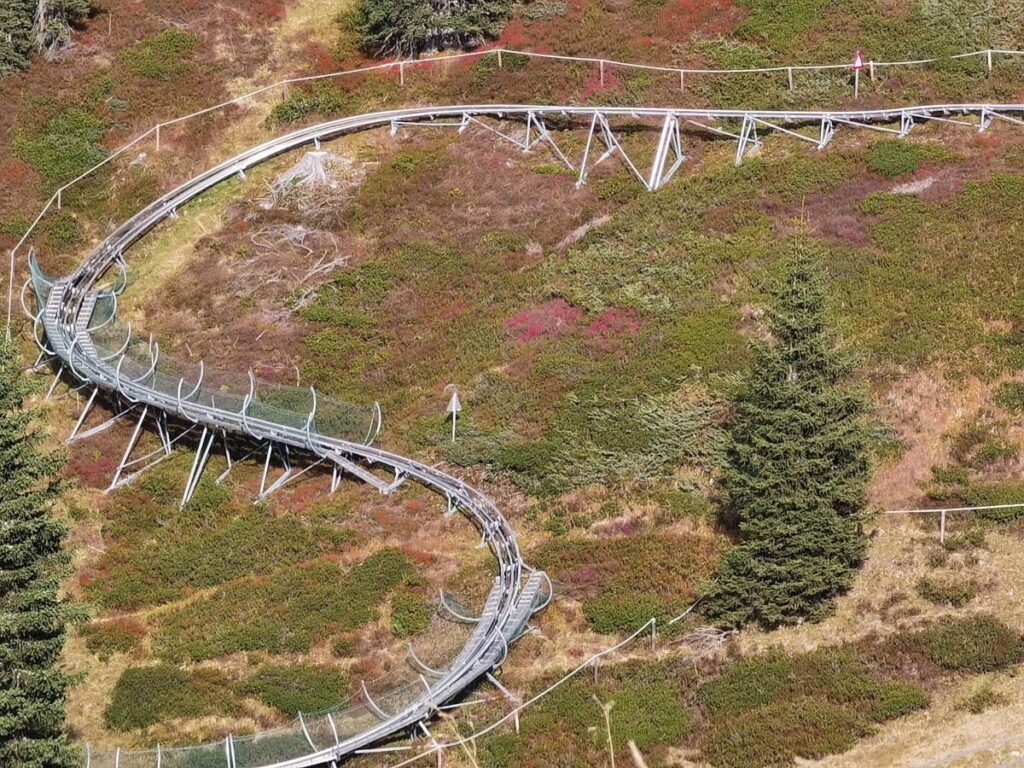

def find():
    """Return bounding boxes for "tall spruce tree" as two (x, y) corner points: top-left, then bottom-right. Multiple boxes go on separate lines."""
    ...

(0, 339), (78, 767)
(702, 243), (870, 629)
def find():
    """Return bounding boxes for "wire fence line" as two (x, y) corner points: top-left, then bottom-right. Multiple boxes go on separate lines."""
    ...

(6, 44), (1024, 335)
(379, 500), (1024, 767)
(884, 501), (1024, 543)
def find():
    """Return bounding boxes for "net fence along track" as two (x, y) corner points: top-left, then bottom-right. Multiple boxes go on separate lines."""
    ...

(23, 100), (1024, 768)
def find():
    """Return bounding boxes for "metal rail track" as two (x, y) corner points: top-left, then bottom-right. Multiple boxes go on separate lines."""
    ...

(29, 100), (1024, 767)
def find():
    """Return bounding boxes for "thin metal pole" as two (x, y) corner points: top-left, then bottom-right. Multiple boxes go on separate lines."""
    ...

(854, 67), (860, 99)
(109, 406), (148, 490)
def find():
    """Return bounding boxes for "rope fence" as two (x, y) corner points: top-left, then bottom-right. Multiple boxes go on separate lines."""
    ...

(7, 44), (1024, 336)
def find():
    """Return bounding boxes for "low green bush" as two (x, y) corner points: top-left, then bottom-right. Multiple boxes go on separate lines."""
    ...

(698, 656), (791, 715)
(155, 548), (419, 661)
(958, 683), (1007, 714)
(234, 664), (350, 715)
(481, 666), (688, 767)
(390, 589), (433, 638)
(269, 82), (351, 125)
(994, 381), (1024, 414)
(916, 576), (978, 607)
(12, 107), (108, 189)
(700, 697), (871, 768)
(104, 665), (234, 731)
(116, 29), (198, 80)
(866, 140), (956, 177)
(923, 615), (1023, 672)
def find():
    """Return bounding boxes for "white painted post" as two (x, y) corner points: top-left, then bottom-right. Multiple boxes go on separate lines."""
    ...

(497, 49), (503, 69)
(679, 70), (685, 92)
(987, 49), (993, 72)
(651, 619), (657, 652)
(399, 62), (405, 86)
(854, 67), (860, 100)
(56, 190), (61, 210)
(869, 60), (875, 81)
(940, 509), (947, 544)
(599, 59), (605, 87)
(447, 390), (462, 442)
(155, 123), (160, 152)
(787, 67), (793, 90)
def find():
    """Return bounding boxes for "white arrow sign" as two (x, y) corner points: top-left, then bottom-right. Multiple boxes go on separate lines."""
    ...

(447, 391), (462, 442)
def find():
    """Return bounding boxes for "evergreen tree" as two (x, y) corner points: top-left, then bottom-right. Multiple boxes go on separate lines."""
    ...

(0, 339), (79, 767)
(1, 0), (90, 78)
(0, 0), (37, 77)
(350, 0), (513, 58)
(702, 243), (870, 629)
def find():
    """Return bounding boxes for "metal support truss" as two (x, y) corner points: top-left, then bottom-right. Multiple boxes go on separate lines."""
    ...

(106, 408), (199, 492)
(180, 426), (216, 508)
(647, 114), (685, 190)
(108, 406), (149, 490)
(735, 115), (760, 165)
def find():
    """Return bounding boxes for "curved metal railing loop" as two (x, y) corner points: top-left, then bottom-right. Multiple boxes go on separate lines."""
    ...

(113, 351), (139, 404)
(175, 359), (205, 423)
(240, 368), (259, 439)
(98, 322), (133, 363)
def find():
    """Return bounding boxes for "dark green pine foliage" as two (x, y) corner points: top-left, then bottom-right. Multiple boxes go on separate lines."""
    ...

(351, 0), (514, 58)
(0, 0), (37, 77)
(0, 339), (79, 767)
(1, 0), (91, 78)
(703, 244), (870, 629)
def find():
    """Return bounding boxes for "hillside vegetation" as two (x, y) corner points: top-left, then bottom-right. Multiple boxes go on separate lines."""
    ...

(4, 0), (1024, 765)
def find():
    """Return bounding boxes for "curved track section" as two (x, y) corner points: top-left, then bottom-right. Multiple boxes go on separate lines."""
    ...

(29, 102), (1024, 768)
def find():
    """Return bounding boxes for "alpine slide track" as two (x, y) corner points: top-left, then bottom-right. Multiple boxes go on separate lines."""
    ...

(21, 100), (1024, 768)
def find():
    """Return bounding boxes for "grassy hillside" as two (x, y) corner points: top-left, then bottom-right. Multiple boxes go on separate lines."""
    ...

(4, 0), (1024, 764)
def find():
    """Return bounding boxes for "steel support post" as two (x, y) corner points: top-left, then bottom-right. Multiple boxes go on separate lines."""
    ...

(68, 387), (99, 441)
(108, 406), (148, 490)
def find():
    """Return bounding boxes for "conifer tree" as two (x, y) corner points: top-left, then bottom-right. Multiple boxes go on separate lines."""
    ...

(702, 243), (870, 629)
(0, 338), (78, 767)
(0, 0), (37, 77)
(350, 0), (513, 58)
(1, 0), (90, 78)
